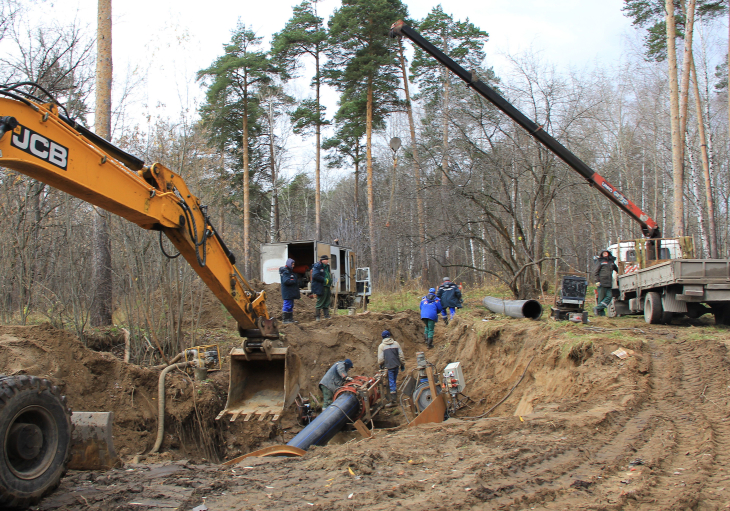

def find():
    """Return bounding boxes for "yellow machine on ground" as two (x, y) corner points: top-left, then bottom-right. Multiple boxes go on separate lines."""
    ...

(0, 83), (292, 506)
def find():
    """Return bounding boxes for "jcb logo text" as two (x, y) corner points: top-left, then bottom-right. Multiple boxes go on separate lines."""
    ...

(11, 125), (68, 170)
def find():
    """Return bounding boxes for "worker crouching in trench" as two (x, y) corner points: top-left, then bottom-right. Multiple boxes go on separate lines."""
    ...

(319, 359), (353, 409)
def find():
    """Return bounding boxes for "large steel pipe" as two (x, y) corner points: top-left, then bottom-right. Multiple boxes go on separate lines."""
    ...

(483, 296), (543, 320)
(286, 391), (361, 451)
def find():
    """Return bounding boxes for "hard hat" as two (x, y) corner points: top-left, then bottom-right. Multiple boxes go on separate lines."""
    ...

(381, 330), (391, 338)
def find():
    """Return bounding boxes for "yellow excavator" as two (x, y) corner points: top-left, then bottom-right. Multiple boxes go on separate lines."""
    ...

(0, 83), (295, 507)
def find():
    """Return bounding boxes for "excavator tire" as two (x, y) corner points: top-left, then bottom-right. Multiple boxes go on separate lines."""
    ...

(0, 375), (72, 509)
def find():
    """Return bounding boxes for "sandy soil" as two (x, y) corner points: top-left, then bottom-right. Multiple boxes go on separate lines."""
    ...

(4, 299), (730, 510)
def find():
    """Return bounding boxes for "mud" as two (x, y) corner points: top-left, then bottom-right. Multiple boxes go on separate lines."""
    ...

(4, 302), (730, 510)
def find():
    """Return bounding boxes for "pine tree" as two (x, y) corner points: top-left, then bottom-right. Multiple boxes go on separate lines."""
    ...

(323, 92), (367, 224)
(326, 0), (408, 283)
(198, 25), (272, 274)
(410, 6), (488, 185)
(272, 1), (328, 239)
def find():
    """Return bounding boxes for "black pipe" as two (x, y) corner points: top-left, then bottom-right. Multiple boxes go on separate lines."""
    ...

(286, 392), (360, 451)
(483, 296), (543, 320)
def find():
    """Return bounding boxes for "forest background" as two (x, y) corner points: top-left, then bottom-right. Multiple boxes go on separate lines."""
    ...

(0, 0), (728, 360)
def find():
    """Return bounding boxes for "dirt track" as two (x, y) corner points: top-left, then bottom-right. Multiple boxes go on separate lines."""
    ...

(6, 311), (730, 510)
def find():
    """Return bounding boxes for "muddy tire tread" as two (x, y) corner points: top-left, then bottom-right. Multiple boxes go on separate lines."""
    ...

(0, 375), (72, 509)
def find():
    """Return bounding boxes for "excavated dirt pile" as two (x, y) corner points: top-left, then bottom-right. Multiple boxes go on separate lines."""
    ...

(0, 324), (224, 458)
(8, 302), (730, 510)
(0, 308), (429, 464)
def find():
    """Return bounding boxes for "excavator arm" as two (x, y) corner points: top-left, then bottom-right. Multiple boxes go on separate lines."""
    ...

(390, 21), (661, 239)
(0, 87), (293, 422)
(0, 92), (274, 335)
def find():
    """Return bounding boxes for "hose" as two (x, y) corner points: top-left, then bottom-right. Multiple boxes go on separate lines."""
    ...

(151, 352), (184, 370)
(151, 361), (193, 453)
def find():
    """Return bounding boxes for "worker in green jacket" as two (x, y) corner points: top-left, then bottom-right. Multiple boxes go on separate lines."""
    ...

(311, 254), (333, 321)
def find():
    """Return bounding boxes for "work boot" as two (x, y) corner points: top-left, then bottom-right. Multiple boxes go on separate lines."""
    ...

(385, 391), (397, 408)
(323, 308), (331, 319)
(315, 309), (321, 322)
(427, 337), (434, 349)
(443, 315), (449, 326)
(282, 312), (293, 324)
(424, 333), (429, 344)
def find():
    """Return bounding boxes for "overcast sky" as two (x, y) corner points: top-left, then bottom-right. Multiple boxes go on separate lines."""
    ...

(41, 0), (636, 117)
(27, 0), (649, 178)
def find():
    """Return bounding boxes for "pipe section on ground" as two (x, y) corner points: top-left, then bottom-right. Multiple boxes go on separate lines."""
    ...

(151, 361), (193, 453)
(286, 391), (361, 451)
(483, 296), (543, 320)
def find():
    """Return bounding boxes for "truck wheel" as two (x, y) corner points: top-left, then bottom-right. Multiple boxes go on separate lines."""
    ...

(644, 292), (663, 324)
(0, 376), (72, 509)
(607, 299), (620, 318)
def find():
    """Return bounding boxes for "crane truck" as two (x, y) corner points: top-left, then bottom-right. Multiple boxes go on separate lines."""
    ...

(390, 21), (730, 326)
(0, 82), (293, 507)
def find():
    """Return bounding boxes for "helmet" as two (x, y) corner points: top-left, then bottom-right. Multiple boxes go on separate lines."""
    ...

(428, 287), (435, 293)
(344, 358), (353, 369)
(381, 330), (391, 338)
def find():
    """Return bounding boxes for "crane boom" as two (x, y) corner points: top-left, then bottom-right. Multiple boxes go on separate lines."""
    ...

(390, 20), (660, 239)
(0, 93), (274, 335)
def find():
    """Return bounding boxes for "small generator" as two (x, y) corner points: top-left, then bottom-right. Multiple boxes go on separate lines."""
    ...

(550, 274), (588, 323)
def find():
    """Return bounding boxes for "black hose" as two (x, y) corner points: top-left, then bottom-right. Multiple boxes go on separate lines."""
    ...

(159, 231), (181, 259)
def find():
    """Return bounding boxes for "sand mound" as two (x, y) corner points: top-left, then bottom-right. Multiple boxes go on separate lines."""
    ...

(0, 324), (222, 459)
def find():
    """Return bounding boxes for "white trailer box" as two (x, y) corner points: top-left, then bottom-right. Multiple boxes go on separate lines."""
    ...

(260, 240), (370, 309)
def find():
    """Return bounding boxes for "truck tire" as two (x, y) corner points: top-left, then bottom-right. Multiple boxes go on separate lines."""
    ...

(0, 375), (72, 509)
(644, 292), (663, 324)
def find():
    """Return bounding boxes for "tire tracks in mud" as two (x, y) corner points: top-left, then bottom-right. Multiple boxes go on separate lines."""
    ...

(628, 339), (730, 510)
(464, 337), (730, 510)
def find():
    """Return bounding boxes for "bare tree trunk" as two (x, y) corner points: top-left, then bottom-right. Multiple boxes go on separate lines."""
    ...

(690, 57), (718, 258)
(398, 42), (427, 285)
(686, 135), (709, 256)
(267, 100), (279, 242)
(315, 52), (321, 240)
(243, 93), (250, 275)
(678, 0), (696, 162)
(665, 0), (684, 236)
(440, 73), (450, 189)
(91, 0), (113, 327)
(354, 147), (359, 225)
(366, 77), (376, 284)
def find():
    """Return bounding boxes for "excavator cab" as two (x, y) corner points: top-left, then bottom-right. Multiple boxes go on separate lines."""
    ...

(217, 318), (299, 422)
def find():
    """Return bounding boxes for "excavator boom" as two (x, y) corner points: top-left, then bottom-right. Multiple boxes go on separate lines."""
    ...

(0, 96), (269, 328)
(0, 87), (289, 432)
(390, 21), (660, 239)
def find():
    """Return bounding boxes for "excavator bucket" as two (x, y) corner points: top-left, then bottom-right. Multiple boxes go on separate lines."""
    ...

(68, 412), (120, 470)
(217, 345), (299, 423)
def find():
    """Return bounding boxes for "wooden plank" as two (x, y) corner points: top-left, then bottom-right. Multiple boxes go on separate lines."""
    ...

(425, 366), (438, 403)
(353, 419), (372, 439)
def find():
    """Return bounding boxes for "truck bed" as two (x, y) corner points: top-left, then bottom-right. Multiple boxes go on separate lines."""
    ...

(618, 259), (730, 301)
